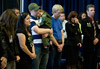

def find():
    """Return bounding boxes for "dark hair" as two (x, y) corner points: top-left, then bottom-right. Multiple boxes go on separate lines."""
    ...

(86, 4), (95, 11)
(67, 11), (78, 23)
(0, 9), (18, 39)
(16, 12), (29, 32)
(78, 12), (86, 20)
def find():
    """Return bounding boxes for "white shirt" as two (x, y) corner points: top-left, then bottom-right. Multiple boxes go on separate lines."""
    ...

(62, 20), (68, 39)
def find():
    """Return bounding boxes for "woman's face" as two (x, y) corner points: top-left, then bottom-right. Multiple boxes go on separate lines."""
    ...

(24, 15), (30, 27)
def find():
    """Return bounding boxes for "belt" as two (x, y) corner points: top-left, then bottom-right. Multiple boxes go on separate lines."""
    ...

(57, 40), (62, 43)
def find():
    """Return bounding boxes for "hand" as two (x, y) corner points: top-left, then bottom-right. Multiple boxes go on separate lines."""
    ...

(50, 41), (53, 46)
(16, 56), (20, 62)
(42, 33), (48, 38)
(74, 18), (79, 24)
(36, 23), (40, 27)
(77, 43), (82, 47)
(57, 44), (64, 52)
(0, 57), (7, 69)
(49, 29), (53, 35)
(93, 38), (99, 45)
(30, 53), (36, 59)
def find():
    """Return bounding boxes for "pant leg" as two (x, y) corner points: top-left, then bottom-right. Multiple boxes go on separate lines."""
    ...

(53, 46), (62, 69)
(40, 53), (49, 69)
(46, 47), (55, 69)
(32, 47), (41, 69)
(7, 60), (16, 69)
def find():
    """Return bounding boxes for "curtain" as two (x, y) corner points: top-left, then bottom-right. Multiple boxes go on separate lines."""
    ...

(24, 0), (100, 20)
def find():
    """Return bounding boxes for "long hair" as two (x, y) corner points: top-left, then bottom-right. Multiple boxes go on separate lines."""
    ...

(16, 12), (30, 32)
(0, 9), (18, 39)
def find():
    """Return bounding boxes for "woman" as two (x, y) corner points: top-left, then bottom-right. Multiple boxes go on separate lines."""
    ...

(16, 12), (36, 69)
(0, 9), (20, 69)
(66, 11), (82, 69)
(78, 12), (86, 23)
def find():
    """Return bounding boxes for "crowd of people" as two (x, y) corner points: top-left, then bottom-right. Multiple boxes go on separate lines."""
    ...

(0, 2), (100, 69)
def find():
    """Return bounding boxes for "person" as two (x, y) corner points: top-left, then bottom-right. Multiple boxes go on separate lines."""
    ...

(78, 12), (86, 23)
(28, 3), (60, 69)
(12, 8), (20, 16)
(81, 4), (100, 69)
(59, 12), (68, 58)
(78, 12), (86, 69)
(65, 11), (82, 69)
(16, 12), (36, 69)
(0, 9), (20, 69)
(47, 4), (64, 69)
(59, 12), (68, 39)
(36, 9), (52, 52)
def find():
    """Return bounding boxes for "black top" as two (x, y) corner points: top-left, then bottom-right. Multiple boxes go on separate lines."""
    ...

(16, 28), (33, 62)
(0, 27), (19, 62)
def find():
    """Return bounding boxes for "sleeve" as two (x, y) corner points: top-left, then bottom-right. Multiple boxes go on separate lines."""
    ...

(0, 30), (8, 58)
(29, 22), (36, 30)
(60, 20), (63, 30)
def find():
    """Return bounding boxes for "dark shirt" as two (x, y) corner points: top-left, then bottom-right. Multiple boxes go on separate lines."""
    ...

(16, 28), (33, 62)
(0, 27), (19, 62)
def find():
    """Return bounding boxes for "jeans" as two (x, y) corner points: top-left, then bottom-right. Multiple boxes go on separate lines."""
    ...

(47, 44), (62, 69)
(32, 46), (49, 69)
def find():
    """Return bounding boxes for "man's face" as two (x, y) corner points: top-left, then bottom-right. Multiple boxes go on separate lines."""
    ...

(87, 7), (95, 17)
(59, 13), (65, 22)
(31, 10), (38, 16)
(54, 10), (62, 18)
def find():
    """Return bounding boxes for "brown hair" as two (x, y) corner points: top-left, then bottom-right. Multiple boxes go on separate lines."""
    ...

(67, 11), (78, 23)
(0, 9), (18, 39)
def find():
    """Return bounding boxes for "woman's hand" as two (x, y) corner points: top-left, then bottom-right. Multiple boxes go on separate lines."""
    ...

(0, 57), (7, 69)
(16, 56), (20, 62)
(30, 53), (36, 59)
(77, 43), (82, 47)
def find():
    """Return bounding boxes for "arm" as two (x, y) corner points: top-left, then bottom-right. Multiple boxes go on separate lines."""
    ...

(32, 25), (51, 34)
(32, 44), (36, 58)
(17, 33), (35, 59)
(49, 29), (59, 47)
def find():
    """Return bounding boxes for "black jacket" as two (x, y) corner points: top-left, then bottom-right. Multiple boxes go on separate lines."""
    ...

(0, 27), (19, 62)
(81, 16), (100, 46)
(65, 22), (81, 46)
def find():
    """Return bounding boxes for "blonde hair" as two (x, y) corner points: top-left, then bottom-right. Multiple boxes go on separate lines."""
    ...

(52, 4), (64, 14)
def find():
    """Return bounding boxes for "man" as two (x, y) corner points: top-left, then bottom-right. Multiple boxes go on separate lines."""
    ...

(59, 12), (68, 61)
(28, 3), (60, 69)
(47, 4), (64, 69)
(81, 4), (100, 69)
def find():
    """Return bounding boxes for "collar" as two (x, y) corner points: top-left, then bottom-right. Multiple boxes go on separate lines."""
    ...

(88, 16), (94, 22)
